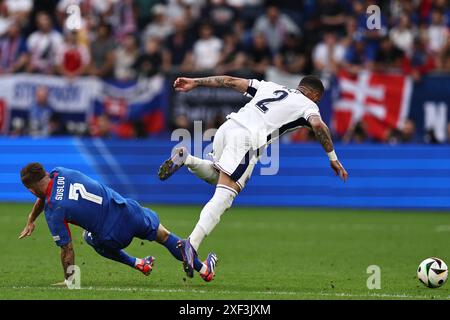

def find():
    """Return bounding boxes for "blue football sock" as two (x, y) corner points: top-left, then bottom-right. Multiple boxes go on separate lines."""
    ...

(163, 233), (204, 272)
(93, 246), (136, 268)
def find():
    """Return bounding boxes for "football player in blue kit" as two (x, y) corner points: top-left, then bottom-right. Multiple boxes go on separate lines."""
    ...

(18, 163), (217, 284)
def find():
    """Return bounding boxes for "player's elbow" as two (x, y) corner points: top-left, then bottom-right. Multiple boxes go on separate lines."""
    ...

(308, 116), (325, 132)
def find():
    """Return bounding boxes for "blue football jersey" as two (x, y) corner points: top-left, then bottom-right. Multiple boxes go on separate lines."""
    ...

(44, 167), (128, 247)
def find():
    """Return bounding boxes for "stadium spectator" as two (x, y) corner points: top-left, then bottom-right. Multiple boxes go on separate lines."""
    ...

(342, 36), (375, 74)
(341, 16), (363, 47)
(227, 0), (264, 28)
(342, 121), (369, 144)
(26, 12), (63, 74)
(201, 0), (238, 38)
(273, 33), (309, 75)
(0, 20), (28, 73)
(142, 4), (174, 43)
(48, 113), (67, 136)
(90, 113), (113, 138)
(135, 0), (161, 29)
(311, 0), (347, 35)
(4, 0), (32, 27)
(312, 31), (346, 76)
(390, 14), (416, 55)
(246, 32), (271, 79)
(29, 86), (54, 137)
(374, 36), (404, 71)
(426, 9), (449, 55)
(88, 22), (115, 79)
(253, 4), (300, 54)
(216, 32), (246, 75)
(114, 33), (139, 81)
(56, 31), (91, 78)
(439, 37), (450, 71)
(162, 18), (194, 72)
(108, 0), (137, 42)
(187, 23), (223, 71)
(387, 119), (420, 144)
(402, 38), (436, 81)
(0, 0), (11, 37)
(133, 38), (163, 78)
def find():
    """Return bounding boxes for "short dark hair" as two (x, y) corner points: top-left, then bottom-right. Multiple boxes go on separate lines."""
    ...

(21, 163), (46, 187)
(299, 76), (325, 96)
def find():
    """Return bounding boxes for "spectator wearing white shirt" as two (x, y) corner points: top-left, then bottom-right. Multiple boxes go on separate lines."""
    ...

(390, 15), (415, 55)
(142, 4), (174, 43)
(26, 12), (63, 74)
(427, 9), (449, 55)
(312, 31), (345, 75)
(189, 23), (223, 71)
(114, 33), (139, 81)
(253, 4), (300, 54)
(5, 0), (32, 26)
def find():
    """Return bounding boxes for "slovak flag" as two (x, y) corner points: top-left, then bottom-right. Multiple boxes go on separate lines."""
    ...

(332, 70), (413, 141)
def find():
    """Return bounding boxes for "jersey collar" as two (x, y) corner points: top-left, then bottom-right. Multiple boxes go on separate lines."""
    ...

(45, 172), (58, 203)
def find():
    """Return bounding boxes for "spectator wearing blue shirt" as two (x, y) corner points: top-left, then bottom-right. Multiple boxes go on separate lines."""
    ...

(29, 86), (53, 137)
(0, 20), (28, 73)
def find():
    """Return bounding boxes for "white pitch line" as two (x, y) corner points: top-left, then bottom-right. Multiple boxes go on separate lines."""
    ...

(8, 286), (450, 299)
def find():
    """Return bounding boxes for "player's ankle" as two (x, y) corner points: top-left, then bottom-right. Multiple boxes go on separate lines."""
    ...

(134, 258), (143, 267)
(199, 264), (208, 275)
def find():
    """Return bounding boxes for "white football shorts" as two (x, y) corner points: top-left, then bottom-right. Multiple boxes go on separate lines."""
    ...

(211, 119), (262, 190)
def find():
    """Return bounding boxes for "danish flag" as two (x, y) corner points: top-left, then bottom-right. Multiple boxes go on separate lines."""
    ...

(332, 70), (413, 141)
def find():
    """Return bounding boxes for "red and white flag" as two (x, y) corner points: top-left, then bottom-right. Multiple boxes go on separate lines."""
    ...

(332, 70), (413, 141)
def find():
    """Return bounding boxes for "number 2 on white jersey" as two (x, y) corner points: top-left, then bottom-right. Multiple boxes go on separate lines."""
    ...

(255, 90), (288, 113)
(68, 183), (103, 205)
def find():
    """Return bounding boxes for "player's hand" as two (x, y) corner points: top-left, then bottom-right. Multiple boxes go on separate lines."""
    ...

(51, 281), (68, 287)
(18, 221), (35, 239)
(330, 160), (348, 182)
(173, 77), (196, 92)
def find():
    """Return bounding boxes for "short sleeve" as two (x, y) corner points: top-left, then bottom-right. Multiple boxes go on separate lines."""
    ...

(45, 206), (72, 247)
(243, 79), (261, 98)
(303, 105), (321, 122)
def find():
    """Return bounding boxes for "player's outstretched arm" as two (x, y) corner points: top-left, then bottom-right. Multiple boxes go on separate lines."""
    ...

(308, 115), (348, 181)
(18, 198), (44, 239)
(173, 76), (249, 94)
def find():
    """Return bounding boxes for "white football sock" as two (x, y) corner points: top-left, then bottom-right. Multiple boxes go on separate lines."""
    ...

(189, 184), (237, 251)
(185, 154), (219, 185)
(199, 264), (207, 274)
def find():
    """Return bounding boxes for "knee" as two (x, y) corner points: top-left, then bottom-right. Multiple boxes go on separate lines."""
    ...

(83, 230), (95, 246)
(156, 225), (170, 244)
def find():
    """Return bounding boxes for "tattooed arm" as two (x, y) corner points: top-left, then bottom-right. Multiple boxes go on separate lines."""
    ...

(309, 115), (348, 181)
(173, 76), (249, 94)
(60, 242), (75, 280)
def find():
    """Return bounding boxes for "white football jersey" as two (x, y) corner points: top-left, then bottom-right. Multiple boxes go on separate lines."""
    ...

(226, 79), (321, 149)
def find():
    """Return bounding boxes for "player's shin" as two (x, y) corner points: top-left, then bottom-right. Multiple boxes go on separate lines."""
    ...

(162, 233), (205, 272)
(189, 184), (237, 251)
(185, 155), (219, 185)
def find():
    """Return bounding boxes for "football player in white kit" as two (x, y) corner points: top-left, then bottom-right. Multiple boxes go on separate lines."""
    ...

(158, 75), (348, 280)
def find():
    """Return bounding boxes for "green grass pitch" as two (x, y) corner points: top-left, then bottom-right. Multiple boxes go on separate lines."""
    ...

(1, 202), (450, 300)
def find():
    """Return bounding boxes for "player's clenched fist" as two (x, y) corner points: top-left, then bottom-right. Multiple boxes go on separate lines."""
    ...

(173, 77), (196, 92)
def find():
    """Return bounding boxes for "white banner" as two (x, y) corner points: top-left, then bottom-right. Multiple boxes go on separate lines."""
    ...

(0, 74), (102, 113)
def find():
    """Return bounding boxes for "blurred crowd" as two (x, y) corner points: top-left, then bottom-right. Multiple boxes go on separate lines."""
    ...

(0, 0), (449, 142)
